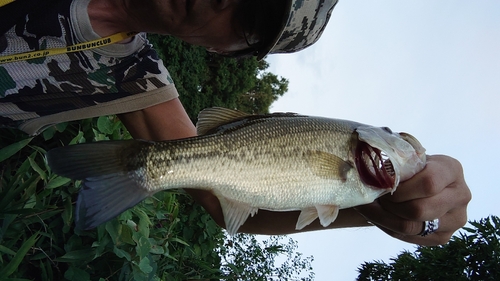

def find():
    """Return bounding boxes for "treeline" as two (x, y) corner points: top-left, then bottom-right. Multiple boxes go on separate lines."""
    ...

(357, 216), (500, 280)
(0, 36), (313, 281)
(147, 34), (288, 118)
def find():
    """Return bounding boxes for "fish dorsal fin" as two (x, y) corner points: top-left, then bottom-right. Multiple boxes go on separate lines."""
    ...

(196, 107), (251, 135)
(307, 150), (353, 181)
(214, 191), (258, 236)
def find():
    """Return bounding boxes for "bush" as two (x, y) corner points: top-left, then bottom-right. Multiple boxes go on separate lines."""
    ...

(0, 118), (223, 281)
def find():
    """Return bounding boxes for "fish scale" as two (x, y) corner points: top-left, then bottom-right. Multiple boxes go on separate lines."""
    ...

(47, 107), (426, 234)
(141, 118), (354, 204)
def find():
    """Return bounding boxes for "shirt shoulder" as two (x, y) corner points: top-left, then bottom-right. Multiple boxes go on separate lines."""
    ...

(0, 0), (176, 134)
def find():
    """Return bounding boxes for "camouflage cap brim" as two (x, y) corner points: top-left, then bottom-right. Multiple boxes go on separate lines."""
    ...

(257, 0), (339, 60)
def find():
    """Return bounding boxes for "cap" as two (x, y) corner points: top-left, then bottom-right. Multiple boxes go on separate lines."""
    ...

(256, 0), (339, 60)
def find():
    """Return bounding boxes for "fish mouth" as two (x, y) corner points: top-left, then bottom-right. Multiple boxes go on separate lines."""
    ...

(354, 140), (396, 190)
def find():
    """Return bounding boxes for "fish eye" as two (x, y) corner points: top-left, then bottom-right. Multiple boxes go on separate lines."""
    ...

(381, 127), (393, 134)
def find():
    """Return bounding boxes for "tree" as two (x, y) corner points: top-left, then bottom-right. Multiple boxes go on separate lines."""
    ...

(147, 35), (288, 118)
(357, 216), (500, 281)
(236, 61), (288, 114)
(219, 234), (314, 281)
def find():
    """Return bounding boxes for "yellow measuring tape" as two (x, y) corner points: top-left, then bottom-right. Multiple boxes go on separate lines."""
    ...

(0, 0), (15, 7)
(0, 0), (137, 64)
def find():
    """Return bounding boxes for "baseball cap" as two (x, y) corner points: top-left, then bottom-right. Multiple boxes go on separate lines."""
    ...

(256, 0), (339, 60)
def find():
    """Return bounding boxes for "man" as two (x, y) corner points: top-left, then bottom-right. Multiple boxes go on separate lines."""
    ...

(0, 0), (470, 246)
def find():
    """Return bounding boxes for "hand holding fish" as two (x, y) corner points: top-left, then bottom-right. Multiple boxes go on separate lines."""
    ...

(354, 155), (471, 246)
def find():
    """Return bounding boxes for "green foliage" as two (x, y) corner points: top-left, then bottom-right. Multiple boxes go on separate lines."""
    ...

(0, 119), (223, 280)
(219, 234), (314, 281)
(236, 61), (288, 114)
(147, 35), (288, 118)
(357, 216), (500, 281)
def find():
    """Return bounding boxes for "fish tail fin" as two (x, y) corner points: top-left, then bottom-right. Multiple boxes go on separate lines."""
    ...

(47, 140), (151, 230)
(47, 140), (136, 179)
(77, 174), (150, 230)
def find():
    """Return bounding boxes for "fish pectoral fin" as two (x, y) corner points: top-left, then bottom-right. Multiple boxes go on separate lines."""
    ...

(296, 207), (319, 230)
(307, 150), (353, 181)
(315, 205), (340, 227)
(216, 193), (258, 236)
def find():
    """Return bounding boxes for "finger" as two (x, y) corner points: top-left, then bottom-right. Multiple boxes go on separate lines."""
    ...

(355, 201), (425, 236)
(374, 223), (453, 246)
(388, 155), (463, 203)
(379, 183), (464, 221)
(355, 200), (463, 236)
(356, 202), (468, 246)
(375, 207), (468, 246)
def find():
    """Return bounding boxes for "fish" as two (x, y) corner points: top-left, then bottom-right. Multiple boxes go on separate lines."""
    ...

(47, 107), (426, 234)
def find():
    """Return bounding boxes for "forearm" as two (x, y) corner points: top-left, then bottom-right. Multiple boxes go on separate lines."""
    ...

(239, 208), (372, 235)
(118, 98), (196, 141)
(188, 189), (372, 235)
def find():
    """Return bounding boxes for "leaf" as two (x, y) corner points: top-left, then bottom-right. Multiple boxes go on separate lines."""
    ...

(0, 245), (16, 256)
(138, 256), (153, 274)
(120, 224), (135, 245)
(42, 126), (56, 141)
(105, 219), (121, 245)
(0, 233), (39, 277)
(92, 128), (109, 141)
(0, 137), (33, 163)
(169, 237), (190, 247)
(97, 116), (114, 135)
(0, 174), (40, 213)
(149, 243), (165, 255)
(45, 176), (71, 189)
(56, 249), (95, 262)
(28, 155), (47, 180)
(132, 208), (151, 238)
(113, 246), (131, 261)
(69, 131), (85, 145)
(136, 236), (151, 259)
(64, 266), (91, 281)
(55, 122), (68, 132)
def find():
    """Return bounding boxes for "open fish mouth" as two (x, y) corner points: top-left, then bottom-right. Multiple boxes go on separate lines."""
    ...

(355, 141), (396, 190)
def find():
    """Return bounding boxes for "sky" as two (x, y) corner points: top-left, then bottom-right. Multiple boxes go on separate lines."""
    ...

(264, 1), (500, 280)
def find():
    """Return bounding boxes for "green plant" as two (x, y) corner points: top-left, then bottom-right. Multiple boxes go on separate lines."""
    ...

(357, 216), (500, 281)
(0, 117), (223, 280)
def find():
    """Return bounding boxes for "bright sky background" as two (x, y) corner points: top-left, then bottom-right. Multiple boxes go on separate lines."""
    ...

(265, 1), (500, 280)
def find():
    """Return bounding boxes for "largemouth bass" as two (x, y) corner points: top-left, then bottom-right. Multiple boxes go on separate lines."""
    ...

(47, 107), (426, 234)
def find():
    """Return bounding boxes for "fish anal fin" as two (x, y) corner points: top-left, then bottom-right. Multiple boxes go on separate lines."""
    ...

(307, 150), (353, 181)
(315, 205), (340, 227)
(215, 193), (258, 236)
(196, 107), (250, 135)
(296, 207), (318, 230)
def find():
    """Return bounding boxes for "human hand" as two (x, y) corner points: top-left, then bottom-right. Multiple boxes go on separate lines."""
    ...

(354, 155), (471, 246)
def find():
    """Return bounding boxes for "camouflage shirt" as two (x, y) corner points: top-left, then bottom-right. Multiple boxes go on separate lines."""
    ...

(0, 0), (178, 135)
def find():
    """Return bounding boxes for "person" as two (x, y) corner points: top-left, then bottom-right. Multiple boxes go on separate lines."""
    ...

(0, 0), (470, 246)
